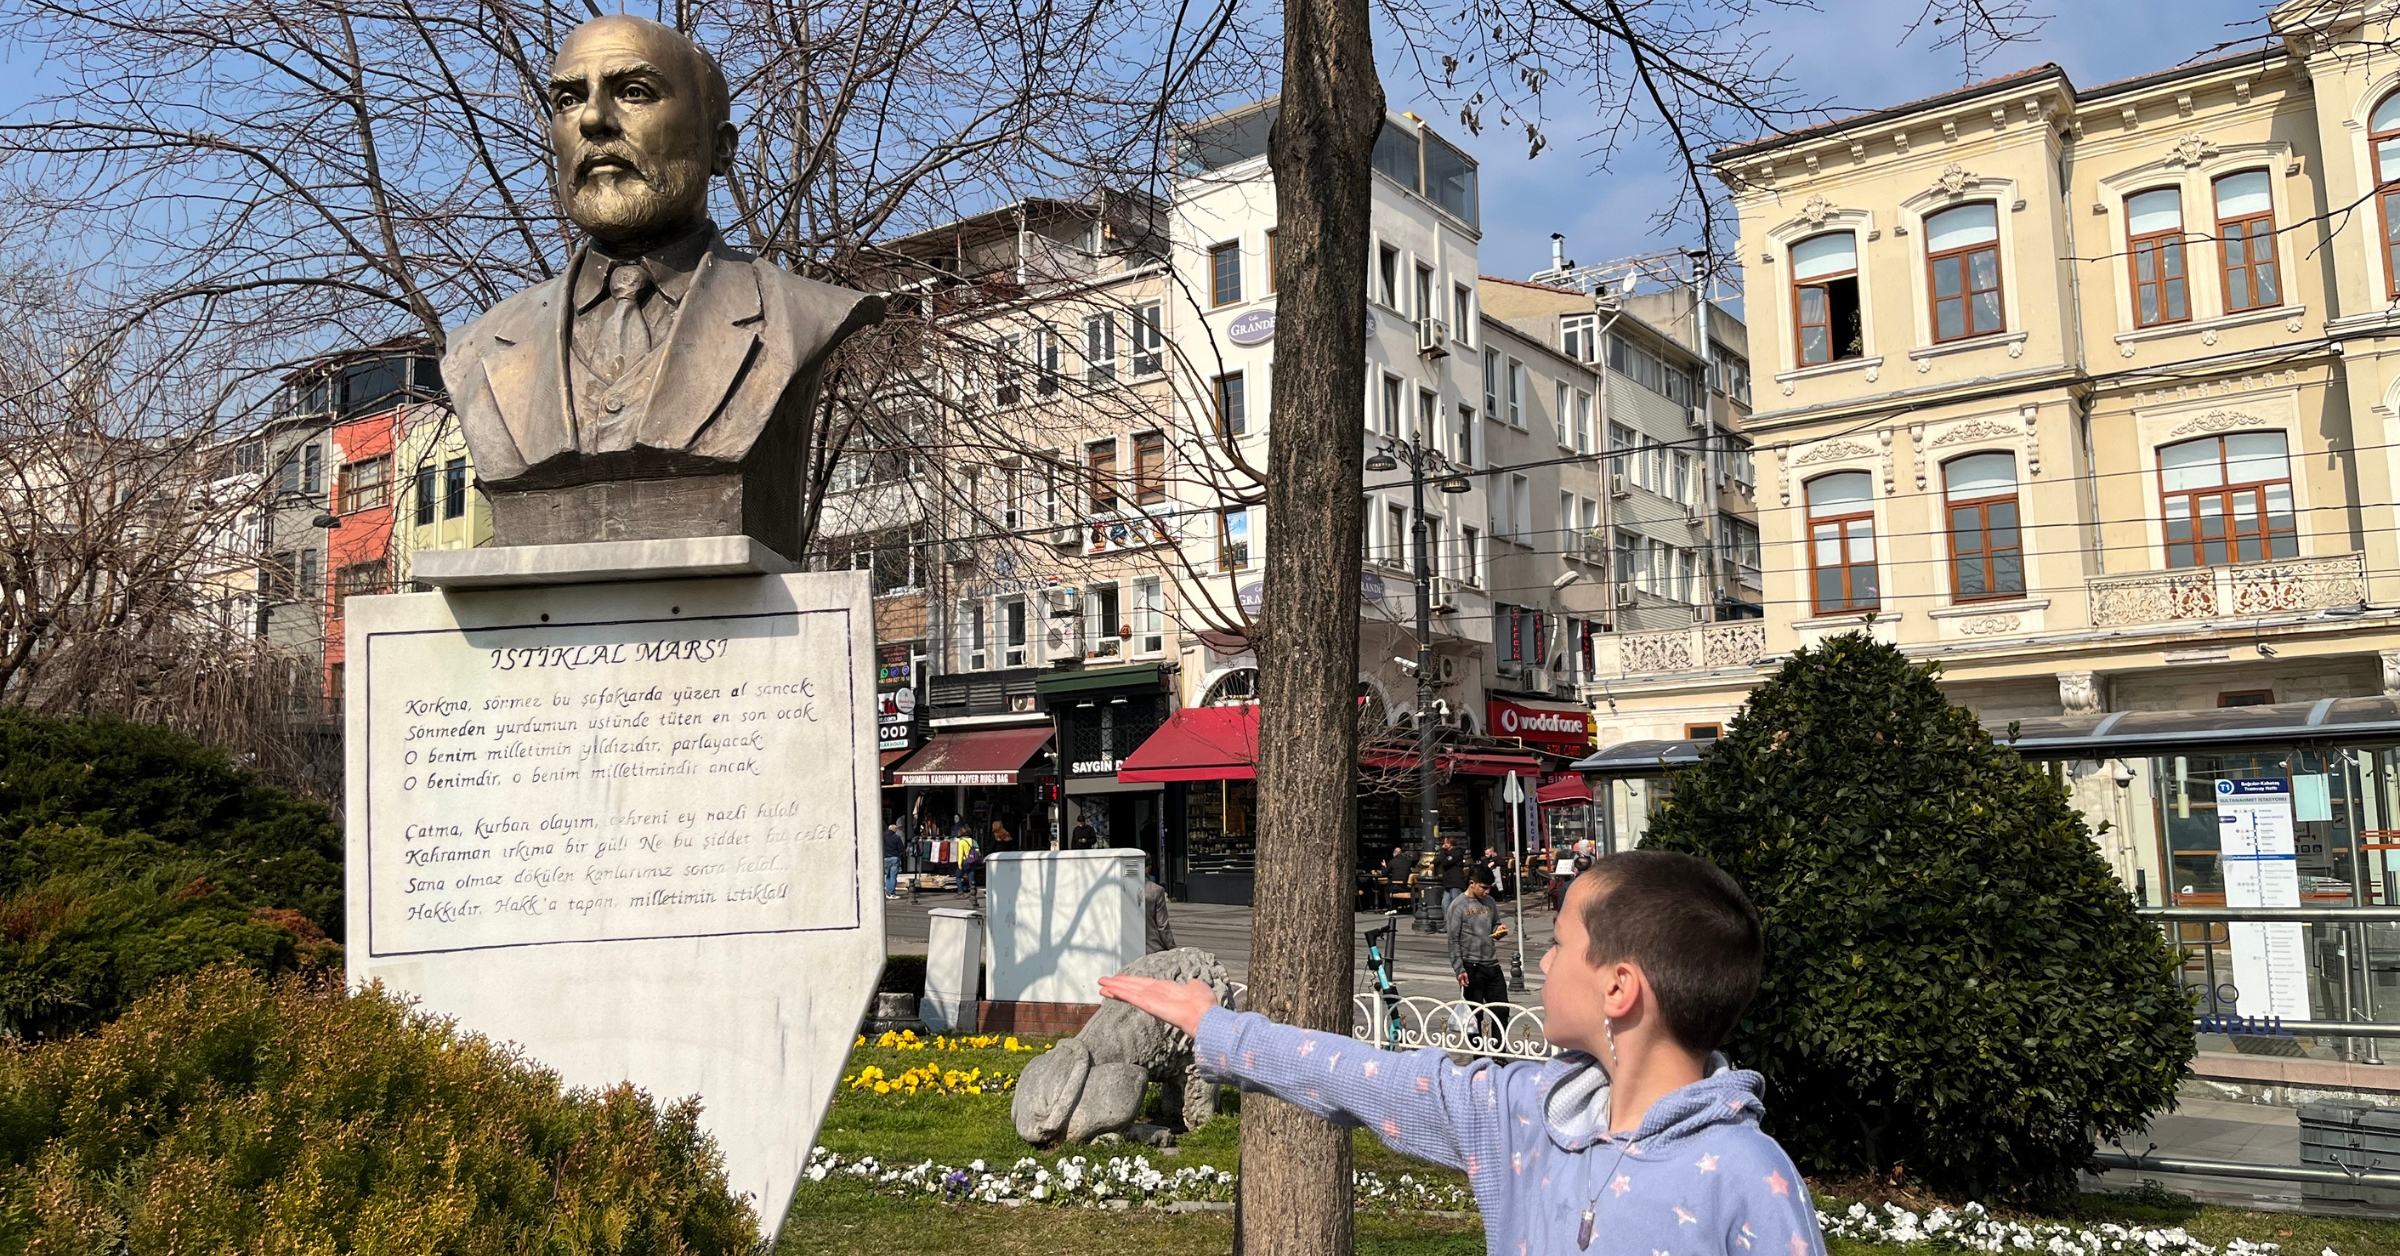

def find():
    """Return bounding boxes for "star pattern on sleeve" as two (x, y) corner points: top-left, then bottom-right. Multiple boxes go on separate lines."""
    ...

(1609, 1174), (1633, 1197)
(1765, 1171), (1790, 1197)
(1788, 1232), (1809, 1256)
(1673, 1206), (1699, 1226)
(1695, 1153), (1719, 1173)
(1382, 1118), (1401, 1139)
(1298, 1039), (1315, 1057)
(1361, 1059), (1378, 1078)
(1737, 1223), (1757, 1250)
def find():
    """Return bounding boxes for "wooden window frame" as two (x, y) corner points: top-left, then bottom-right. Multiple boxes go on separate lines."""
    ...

(1132, 431), (1167, 505)
(1208, 242), (1242, 307)
(2376, 91), (2400, 301)
(1217, 507), (1251, 571)
(2158, 434), (2299, 569)
(1790, 234), (1858, 367)
(1941, 461), (2025, 604)
(337, 454), (390, 514)
(1085, 438), (1119, 514)
(1215, 371), (1246, 437)
(1924, 205), (2006, 343)
(2214, 172), (2281, 314)
(1805, 474), (1878, 616)
(2126, 188), (2190, 329)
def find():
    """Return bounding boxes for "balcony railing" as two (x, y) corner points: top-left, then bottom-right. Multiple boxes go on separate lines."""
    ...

(1615, 620), (1766, 677)
(2086, 553), (2367, 628)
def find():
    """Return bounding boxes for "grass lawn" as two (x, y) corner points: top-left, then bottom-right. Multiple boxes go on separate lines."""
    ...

(778, 1034), (2400, 1256)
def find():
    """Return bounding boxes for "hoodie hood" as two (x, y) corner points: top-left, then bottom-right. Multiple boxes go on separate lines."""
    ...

(1537, 1053), (1764, 1154)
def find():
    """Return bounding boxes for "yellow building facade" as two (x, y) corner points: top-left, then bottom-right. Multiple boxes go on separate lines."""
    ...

(1595, 3), (2400, 897)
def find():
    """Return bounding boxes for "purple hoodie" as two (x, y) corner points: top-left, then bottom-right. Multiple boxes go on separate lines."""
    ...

(1194, 1007), (1827, 1256)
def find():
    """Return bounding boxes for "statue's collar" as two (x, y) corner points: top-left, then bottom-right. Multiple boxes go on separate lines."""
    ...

(574, 221), (717, 312)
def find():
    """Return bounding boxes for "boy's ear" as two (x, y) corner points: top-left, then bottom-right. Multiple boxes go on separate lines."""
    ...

(1602, 960), (1643, 1020)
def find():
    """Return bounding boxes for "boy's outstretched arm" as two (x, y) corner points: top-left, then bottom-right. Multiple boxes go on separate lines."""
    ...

(1099, 975), (1511, 1174)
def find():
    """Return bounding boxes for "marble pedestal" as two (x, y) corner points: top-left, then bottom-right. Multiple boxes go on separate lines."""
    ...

(343, 553), (882, 1239)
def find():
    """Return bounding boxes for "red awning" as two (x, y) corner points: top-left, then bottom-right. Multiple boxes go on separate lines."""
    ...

(1448, 753), (1547, 778)
(1118, 705), (1260, 783)
(1536, 776), (1594, 808)
(890, 726), (1053, 786)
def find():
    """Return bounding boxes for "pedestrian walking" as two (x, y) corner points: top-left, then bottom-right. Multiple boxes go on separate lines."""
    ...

(1446, 868), (1510, 1047)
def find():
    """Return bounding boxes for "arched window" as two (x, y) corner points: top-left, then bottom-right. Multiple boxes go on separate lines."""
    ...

(1942, 453), (2024, 601)
(2374, 91), (2400, 298)
(1805, 471), (1877, 615)
(1202, 667), (1259, 705)
(2125, 188), (2189, 327)
(1925, 203), (2004, 342)
(2214, 171), (2279, 312)
(2159, 431), (2298, 568)
(1791, 232), (1862, 366)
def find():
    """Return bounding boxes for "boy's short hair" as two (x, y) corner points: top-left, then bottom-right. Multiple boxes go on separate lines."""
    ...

(1467, 865), (1494, 887)
(1576, 850), (1762, 1055)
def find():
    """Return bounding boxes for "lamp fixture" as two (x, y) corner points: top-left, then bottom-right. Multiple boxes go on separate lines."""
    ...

(1437, 474), (1472, 494)
(1365, 450), (1399, 473)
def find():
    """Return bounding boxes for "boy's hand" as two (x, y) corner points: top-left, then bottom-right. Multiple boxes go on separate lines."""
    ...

(1457, 972), (1470, 987)
(1098, 975), (1218, 1037)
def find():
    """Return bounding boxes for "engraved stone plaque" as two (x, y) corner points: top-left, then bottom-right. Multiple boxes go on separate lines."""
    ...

(345, 566), (881, 1237)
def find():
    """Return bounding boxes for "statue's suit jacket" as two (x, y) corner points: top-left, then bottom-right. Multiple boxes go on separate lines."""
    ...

(443, 230), (885, 487)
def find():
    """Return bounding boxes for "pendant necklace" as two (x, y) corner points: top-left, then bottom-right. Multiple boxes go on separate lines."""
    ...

(1577, 1018), (1630, 1251)
(1575, 1137), (1636, 1250)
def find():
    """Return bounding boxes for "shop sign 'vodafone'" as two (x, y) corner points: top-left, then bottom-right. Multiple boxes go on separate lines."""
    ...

(1487, 698), (1595, 755)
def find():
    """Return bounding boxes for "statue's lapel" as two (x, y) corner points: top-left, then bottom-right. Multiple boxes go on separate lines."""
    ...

(641, 237), (764, 454)
(482, 259), (576, 468)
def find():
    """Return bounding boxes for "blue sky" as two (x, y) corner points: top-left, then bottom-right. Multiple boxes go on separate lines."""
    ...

(1432, 0), (2280, 282)
(0, 0), (2276, 288)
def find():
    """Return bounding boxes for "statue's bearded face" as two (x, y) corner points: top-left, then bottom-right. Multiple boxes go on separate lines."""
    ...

(547, 18), (722, 251)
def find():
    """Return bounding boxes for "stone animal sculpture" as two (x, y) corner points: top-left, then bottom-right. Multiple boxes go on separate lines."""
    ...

(1013, 947), (1239, 1147)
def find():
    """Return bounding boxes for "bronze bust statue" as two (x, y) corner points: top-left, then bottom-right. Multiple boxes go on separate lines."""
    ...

(443, 16), (885, 558)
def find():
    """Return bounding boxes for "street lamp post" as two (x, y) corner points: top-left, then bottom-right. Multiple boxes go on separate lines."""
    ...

(1365, 436), (1473, 883)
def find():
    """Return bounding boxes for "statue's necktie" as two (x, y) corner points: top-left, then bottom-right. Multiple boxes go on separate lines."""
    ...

(598, 262), (655, 383)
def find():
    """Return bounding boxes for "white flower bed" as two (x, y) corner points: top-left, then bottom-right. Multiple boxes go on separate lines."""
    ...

(803, 1147), (1474, 1211)
(1817, 1201), (2334, 1256)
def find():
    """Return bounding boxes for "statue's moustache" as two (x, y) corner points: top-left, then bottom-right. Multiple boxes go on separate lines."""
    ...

(572, 149), (648, 185)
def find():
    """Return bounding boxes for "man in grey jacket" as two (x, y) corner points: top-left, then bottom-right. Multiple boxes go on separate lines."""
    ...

(1446, 868), (1509, 1046)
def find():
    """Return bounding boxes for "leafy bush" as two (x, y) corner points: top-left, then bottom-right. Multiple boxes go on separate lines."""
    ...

(0, 711), (344, 1037)
(1641, 634), (2193, 1204)
(0, 965), (758, 1255)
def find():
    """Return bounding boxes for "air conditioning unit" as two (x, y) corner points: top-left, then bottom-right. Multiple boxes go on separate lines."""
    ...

(1581, 533), (1606, 564)
(1684, 503), (1703, 525)
(942, 540), (976, 564)
(1435, 654), (1461, 685)
(1690, 606), (1708, 625)
(1417, 318), (1451, 357)
(1609, 473), (1630, 499)
(1049, 525), (1082, 549)
(1687, 408), (1708, 433)
(1429, 577), (1459, 613)
(1614, 582), (1637, 608)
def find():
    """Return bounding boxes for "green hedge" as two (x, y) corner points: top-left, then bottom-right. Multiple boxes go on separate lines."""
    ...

(0, 710), (340, 933)
(0, 966), (757, 1255)
(1641, 634), (2193, 1204)
(0, 712), (345, 1038)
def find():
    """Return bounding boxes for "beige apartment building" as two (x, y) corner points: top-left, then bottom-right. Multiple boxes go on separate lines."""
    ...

(1592, 2), (2400, 901)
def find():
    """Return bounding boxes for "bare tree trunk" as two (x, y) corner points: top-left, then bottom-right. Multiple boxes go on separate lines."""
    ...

(1239, 0), (1382, 1248)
